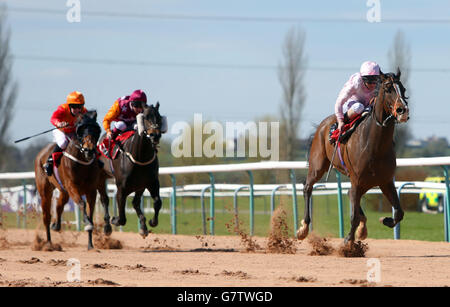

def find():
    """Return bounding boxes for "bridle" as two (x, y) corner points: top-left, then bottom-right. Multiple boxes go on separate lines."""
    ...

(372, 76), (407, 128)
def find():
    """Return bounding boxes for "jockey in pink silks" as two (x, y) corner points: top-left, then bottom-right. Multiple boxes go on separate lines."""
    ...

(334, 61), (381, 131)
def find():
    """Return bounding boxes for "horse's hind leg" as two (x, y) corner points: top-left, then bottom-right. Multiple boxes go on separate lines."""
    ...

(131, 189), (148, 238)
(51, 190), (69, 231)
(148, 179), (162, 228)
(356, 206), (368, 240)
(379, 181), (404, 228)
(39, 185), (54, 245)
(345, 186), (363, 245)
(297, 148), (330, 240)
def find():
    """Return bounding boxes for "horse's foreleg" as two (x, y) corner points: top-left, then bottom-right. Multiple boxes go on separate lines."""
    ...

(40, 194), (52, 244)
(111, 188), (127, 226)
(131, 189), (148, 238)
(344, 186), (363, 245)
(85, 191), (97, 250)
(379, 181), (404, 228)
(51, 190), (69, 231)
(148, 180), (162, 228)
(98, 180), (112, 236)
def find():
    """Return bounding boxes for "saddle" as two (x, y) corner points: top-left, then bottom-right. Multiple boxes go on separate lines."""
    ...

(329, 109), (370, 144)
(98, 130), (135, 160)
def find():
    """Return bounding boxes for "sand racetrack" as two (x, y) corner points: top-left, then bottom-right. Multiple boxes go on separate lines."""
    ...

(0, 228), (449, 287)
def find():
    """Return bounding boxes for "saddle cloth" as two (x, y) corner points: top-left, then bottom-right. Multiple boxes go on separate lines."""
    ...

(98, 130), (135, 159)
(329, 110), (370, 144)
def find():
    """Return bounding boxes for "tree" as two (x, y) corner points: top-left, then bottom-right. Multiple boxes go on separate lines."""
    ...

(278, 26), (307, 161)
(387, 30), (411, 157)
(0, 6), (18, 170)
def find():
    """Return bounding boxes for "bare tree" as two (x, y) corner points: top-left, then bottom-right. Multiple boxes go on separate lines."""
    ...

(0, 7), (16, 141)
(388, 30), (411, 156)
(278, 26), (307, 161)
(0, 6), (18, 169)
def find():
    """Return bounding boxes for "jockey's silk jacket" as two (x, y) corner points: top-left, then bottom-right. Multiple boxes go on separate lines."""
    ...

(334, 72), (377, 122)
(50, 103), (87, 134)
(102, 96), (140, 133)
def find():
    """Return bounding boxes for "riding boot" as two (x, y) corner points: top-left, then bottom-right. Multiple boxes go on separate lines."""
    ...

(110, 128), (120, 141)
(43, 145), (63, 176)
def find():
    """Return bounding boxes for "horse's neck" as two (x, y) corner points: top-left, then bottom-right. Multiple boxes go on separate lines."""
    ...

(129, 133), (154, 158)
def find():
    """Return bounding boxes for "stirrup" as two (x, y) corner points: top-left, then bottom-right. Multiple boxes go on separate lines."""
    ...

(43, 159), (54, 176)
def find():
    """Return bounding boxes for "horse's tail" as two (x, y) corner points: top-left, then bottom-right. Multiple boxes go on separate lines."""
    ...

(305, 127), (317, 162)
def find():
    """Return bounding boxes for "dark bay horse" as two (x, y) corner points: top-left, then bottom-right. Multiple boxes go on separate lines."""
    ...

(34, 111), (102, 250)
(97, 103), (163, 238)
(298, 70), (410, 245)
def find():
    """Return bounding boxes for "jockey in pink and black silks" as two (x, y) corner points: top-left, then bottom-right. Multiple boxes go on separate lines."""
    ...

(103, 89), (147, 140)
(334, 61), (381, 131)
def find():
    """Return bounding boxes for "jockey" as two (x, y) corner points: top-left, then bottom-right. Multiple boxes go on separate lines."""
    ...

(43, 91), (87, 176)
(335, 61), (381, 132)
(103, 89), (147, 140)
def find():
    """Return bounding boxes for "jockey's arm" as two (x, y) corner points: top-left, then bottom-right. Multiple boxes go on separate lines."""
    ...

(50, 105), (69, 128)
(103, 100), (121, 135)
(334, 78), (356, 130)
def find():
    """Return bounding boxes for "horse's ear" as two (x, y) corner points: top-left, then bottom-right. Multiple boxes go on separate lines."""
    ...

(396, 67), (401, 79)
(155, 102), (160, 111)
(379, 69), (386, 81)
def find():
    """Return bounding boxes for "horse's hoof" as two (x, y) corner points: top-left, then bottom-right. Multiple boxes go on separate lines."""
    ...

(344, 236), (354, 246)
(296, 220), (309, 240)
(139, 228), (149, 238)
(104, 224), (112, 236)
(51, 223), (61, 232)
(149, 219), (158, 228)
(111, 216), (126, 226)
(379, 217), (395, 228)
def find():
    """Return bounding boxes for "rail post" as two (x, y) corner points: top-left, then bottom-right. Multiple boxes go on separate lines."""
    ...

(336, 170), (345, 238)
(200, 185), (212, 235)
(246, 171), (255, 236)
(270, 185), (286, 215)
(289, 169), (299, 233)
(233, 186), (249, 234)
(209, 173), (215, 235)
(442, 166), (450, 242)
(170, 174), (177, 234)
(22, 181), (27, 229)
(395, 182), (414, 240)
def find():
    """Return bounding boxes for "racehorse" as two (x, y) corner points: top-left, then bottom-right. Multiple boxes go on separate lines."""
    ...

(297, 69), (410, 245)
(34, 111), (102, 250)
(97, 103), (163, 238)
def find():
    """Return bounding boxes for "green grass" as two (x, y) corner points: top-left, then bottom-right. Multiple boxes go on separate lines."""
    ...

(2, 194), (447, 242)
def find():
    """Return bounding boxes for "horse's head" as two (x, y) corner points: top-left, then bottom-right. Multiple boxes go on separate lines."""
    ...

(378, 69), (409, 123)
(140, 102), (163, 147)
(75, 110), (101, 160)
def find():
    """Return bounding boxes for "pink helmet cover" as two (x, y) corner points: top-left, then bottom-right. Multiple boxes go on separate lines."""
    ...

(360, 61), (380, 76)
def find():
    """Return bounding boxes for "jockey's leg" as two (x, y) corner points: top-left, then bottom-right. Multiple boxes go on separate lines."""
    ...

(44, 129), (68, 176)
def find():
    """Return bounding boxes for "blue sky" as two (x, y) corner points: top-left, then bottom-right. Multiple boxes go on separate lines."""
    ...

(3, 0), (450, 148)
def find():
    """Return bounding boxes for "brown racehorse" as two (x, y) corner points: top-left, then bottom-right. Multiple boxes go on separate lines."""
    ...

(297, 69), (410, 245)
(34, 111), (101, 250)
